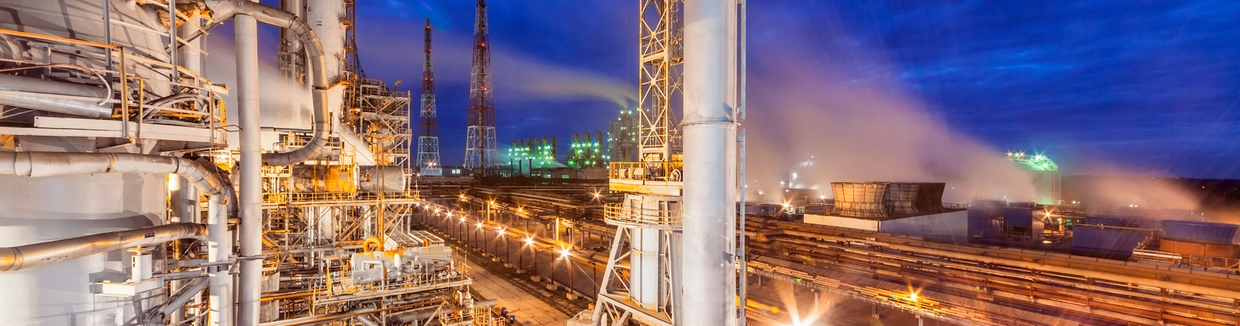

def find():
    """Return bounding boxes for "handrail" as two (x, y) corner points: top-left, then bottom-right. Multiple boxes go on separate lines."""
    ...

(609, 161), (683, 182)
(0, 28), (225, 132)
(603, 203), (682, 228)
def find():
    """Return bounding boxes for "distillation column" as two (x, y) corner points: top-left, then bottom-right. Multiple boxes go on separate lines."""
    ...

(680, 0), (737, 324)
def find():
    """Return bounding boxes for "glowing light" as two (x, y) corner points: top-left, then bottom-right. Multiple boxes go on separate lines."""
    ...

(559, 247), (570, 258)
(497, 227), (505, 236)
(459, 217), (466, 222)
(525, 237), (534, 245)
(476, 222), (484, 229)
(909, 293), (919, 301)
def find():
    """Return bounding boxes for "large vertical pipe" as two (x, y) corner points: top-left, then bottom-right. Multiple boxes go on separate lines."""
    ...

(172, 11), (202, 323)
(168, 176), (198, 323)
(235, 10), (263, 326)
(207, 194), (233, 326)
(178, 12), (204, 80)
(681, 0), (737, 325)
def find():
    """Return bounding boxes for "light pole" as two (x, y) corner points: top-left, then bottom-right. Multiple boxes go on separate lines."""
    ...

(476, 222), (485, 253)
(499, 227), (509, 264)
(560, 247), (572, 297)
(523, 236), (533, 273)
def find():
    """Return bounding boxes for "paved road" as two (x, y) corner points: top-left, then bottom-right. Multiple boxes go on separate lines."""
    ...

(461, 253), (573, 325)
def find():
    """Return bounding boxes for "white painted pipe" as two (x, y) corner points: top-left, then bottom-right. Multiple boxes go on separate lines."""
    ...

(206, 0), (330, 166)
(681, 0), (738, 325)
(0, 74), (111, 118)
(207, 190), (233, 326)
(236, 9), (263, 326)
(0, 151), (236, 324)
(0, 223), (206, 272)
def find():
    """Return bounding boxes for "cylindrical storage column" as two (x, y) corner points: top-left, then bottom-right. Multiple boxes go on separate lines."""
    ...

(681, 0), (737, 325)
(235, 11), (263, 326)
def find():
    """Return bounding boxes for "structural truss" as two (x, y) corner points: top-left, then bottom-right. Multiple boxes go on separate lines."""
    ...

(589, 1), (686, 325)
(418, 18), (441, 173)
(464, 0), (498, 173)
(637, 0), (684, 163)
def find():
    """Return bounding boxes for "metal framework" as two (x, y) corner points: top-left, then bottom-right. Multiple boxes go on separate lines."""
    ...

(464, 0), (497, 173)
(637, 0), (684, 163)
(256, 136), (492, 325)
(418, 18), (442, 173)
(353, 78), (413, 168)
(588, 1), (686, 325)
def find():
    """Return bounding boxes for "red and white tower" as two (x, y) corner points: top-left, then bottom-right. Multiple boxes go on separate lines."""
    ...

(417, 18), (442, 175)
(464, 0), (497, 173)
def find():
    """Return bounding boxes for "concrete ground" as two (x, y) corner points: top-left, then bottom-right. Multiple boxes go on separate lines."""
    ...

(461, 253), (572, 325)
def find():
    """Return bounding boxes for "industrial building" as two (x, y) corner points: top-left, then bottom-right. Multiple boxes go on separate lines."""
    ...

(1, 1), (1239, 326)
(803, 182), (969, 243)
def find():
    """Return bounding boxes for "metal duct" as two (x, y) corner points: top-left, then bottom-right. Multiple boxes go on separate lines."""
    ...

(0, 223), (205, 272)
(356, 316), (379, 326)
(359, 165), (407, 193)
(0, 74), (112, 118)
(0, 151), (228, 196)
(206, 0), (330, 166)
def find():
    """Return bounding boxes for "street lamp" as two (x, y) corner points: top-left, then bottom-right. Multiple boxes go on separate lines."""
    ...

(498, 227), (508, 264)
(476, 222), (485, 252)
(525, 236), (535, 276)
(559, 247), (573, 297)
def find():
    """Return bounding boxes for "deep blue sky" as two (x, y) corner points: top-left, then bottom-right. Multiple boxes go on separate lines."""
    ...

(349, 0), (1240, 178)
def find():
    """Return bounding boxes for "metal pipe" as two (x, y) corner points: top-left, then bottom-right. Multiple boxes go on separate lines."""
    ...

(0, 150), (236, 323)
(168, 174), (197, 324)
(235, 7), (263, 326)
(0, 223), (205, 272)
(0, 73), (112, 118)
(207, 191), (233, 326)
(160, 277), (210, 319)
(736, 1), (747, 324)
(681, 0), (738, 324)
(206, 0), (330, 166)
(168, 0), (178, 88)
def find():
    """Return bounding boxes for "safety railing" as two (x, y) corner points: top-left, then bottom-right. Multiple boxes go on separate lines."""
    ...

(0, 27), (227, 141)
(603, 203), (682, 229)
(609, 161), (684, 182)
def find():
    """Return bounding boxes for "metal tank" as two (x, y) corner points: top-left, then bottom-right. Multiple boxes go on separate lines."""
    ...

(0, 171), (167, 325)
(0, 1), (177, 324)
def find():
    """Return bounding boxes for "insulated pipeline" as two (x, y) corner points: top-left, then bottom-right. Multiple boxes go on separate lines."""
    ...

(206, 0), (330, 166)
(0, 223), (206, 272)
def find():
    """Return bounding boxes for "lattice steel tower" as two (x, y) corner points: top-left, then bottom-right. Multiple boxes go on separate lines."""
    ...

(464, 0), (497, 173)
(638, 0), (684, 163)
(417, 18), (442, 175)
(588, 0), (686, 325)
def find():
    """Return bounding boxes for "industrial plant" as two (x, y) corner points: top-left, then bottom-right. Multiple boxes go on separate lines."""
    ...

(0, 0), (1237, 326)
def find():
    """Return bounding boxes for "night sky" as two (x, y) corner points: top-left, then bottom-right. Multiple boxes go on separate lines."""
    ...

(349, 0), (1240, 178)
